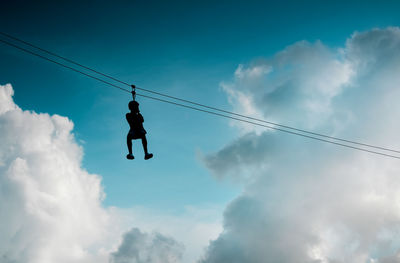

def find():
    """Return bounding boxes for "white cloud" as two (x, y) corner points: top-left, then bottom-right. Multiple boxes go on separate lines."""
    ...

(201, 27), (400, 262)
(220, 40), (354, 134)
(110, 228), (184, 263)
(113, 205), (223, 263)
(0, 84), (110, 263)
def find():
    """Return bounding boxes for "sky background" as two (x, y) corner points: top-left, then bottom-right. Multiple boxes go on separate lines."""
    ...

(1, 0), (399, 209)
(2, 1), (400, 262)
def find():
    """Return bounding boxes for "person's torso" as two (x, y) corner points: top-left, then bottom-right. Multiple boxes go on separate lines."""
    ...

(127, 112), (144, 130)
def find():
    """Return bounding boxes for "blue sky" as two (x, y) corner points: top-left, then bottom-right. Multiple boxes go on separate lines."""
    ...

(1, 0), (400, 221)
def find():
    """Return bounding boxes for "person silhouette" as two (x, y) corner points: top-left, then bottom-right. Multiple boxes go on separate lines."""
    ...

(126, 99), (153, 160)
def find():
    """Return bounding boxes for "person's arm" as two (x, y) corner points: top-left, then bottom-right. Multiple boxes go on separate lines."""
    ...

(139, 113), (144, 123)
(126, 113), (132, 126)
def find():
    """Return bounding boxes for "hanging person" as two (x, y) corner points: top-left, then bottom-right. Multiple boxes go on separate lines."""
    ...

(126, 85), (153, 160)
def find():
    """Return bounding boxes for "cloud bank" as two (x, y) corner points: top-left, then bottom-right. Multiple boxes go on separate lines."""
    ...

(0, 84), (183, 263)
(201, 27), (400, 262)
(110, 228), (184, 263)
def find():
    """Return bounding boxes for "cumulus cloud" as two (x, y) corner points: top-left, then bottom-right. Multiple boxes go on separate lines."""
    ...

(110, 228), (184, 263)
(113, 205), (223, 263)
(0, 84), (110, 262)
(220, 40), (353, 134)
(0, 84), (184, 263)
(201, 27), (400, 262)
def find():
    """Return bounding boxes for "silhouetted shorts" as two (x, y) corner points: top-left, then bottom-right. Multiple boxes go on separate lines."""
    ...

(128, 128), (147, 139)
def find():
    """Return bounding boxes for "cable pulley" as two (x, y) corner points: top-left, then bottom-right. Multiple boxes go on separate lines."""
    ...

(131, 85), (136, 101)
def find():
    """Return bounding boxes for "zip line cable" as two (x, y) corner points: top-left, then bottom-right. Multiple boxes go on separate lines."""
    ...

(137, 93), (400, 160)
(3, 32), (399, 155)
(0, 31), (129, 87)
(1, 31), (399, 155)
(1, 35), (400, 160)
(0, 38), (130, 93)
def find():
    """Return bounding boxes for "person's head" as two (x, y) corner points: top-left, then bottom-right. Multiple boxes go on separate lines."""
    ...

(128, 100), (140, 112)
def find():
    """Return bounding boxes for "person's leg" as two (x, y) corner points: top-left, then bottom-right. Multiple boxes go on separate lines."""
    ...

(141, 135), (153, 160)
(127, 134), (133, 154)
(126, 134), (135, 159)
(141, 135), (148, 155)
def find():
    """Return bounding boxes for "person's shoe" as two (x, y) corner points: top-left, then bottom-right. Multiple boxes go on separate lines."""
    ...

(144, 153), (153, 160)
(126, 154), (135, 160)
